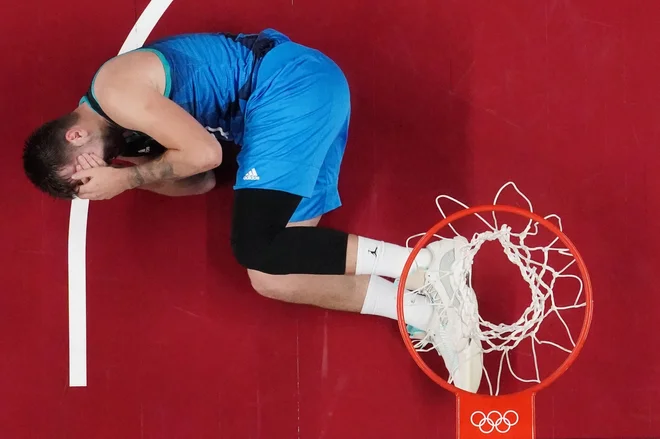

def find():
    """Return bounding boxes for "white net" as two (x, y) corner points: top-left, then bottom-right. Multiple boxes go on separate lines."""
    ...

(403, 182), (587, 395)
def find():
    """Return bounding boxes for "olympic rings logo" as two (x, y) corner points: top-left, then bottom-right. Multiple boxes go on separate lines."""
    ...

(470, 410), (519, 434)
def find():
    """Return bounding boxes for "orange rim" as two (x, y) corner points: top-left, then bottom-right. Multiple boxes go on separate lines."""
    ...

(396, 204), (594, 397)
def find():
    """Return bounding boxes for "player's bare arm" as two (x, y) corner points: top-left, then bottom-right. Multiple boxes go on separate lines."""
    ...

(91, 51), (222, 188)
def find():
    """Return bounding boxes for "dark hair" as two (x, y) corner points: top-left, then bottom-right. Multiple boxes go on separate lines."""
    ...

(23, 112), (80, 199)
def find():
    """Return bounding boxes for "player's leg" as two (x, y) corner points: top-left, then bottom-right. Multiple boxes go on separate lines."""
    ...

(242, 205), (481, 389)
(233, 43), (482, 392)
(234, 42), (435, 325)
(243, 207), (481, 391)
(249, 216), (434, 332)
(247, 215), (368, 312)
(246, 213), (436, 330)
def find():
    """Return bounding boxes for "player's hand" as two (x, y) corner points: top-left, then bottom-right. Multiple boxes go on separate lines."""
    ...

(72, 166), (132, 200)
(75, 153), (108, 184)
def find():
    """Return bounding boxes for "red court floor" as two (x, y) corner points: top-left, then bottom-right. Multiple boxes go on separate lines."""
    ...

(1, 0), (657, 438)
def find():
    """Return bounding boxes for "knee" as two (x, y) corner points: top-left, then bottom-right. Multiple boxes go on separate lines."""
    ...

(247, 269), (293, 301)
(231, 230), (277, 275)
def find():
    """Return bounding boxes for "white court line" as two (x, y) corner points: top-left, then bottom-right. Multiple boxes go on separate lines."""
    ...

(67, 0), (174, 388)
(68, 199), (89, 387)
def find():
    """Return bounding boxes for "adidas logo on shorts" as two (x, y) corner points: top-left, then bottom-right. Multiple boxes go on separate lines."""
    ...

(243, 168), (260, 181)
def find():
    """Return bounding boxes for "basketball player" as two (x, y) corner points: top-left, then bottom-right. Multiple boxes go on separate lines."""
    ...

(22, 29), (482, 391)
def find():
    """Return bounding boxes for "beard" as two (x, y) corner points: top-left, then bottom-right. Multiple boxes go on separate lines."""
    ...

(100, 124), (127, 162)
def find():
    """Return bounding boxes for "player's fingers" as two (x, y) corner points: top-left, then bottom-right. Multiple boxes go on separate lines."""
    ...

(76, 183), (96, 198)
(77, 154), (94, 170)
(74, 165), (91, 183)
(88, 153), (108, 167)
(71, 168), (95, 181)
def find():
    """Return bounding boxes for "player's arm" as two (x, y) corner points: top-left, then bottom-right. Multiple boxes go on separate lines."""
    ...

(93, 57), (222, 188)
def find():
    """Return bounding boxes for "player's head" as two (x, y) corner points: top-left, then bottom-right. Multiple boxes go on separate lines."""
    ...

(23, 109), (125, 199)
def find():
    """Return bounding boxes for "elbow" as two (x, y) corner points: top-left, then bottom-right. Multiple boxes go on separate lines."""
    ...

(208, 146), (223, 168)
(198, 145), (222, 171)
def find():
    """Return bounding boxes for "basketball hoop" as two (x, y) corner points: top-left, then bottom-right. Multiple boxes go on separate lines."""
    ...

(396, 183), (593, 438)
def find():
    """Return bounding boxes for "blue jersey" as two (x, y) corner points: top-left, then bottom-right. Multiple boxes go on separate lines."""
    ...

(83, 29), (290, 145)
(82, 29), (351, 222)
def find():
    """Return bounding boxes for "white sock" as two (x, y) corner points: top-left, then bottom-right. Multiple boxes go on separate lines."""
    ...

(360, 275), (433, 331)
(355, 236), (432, 278)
